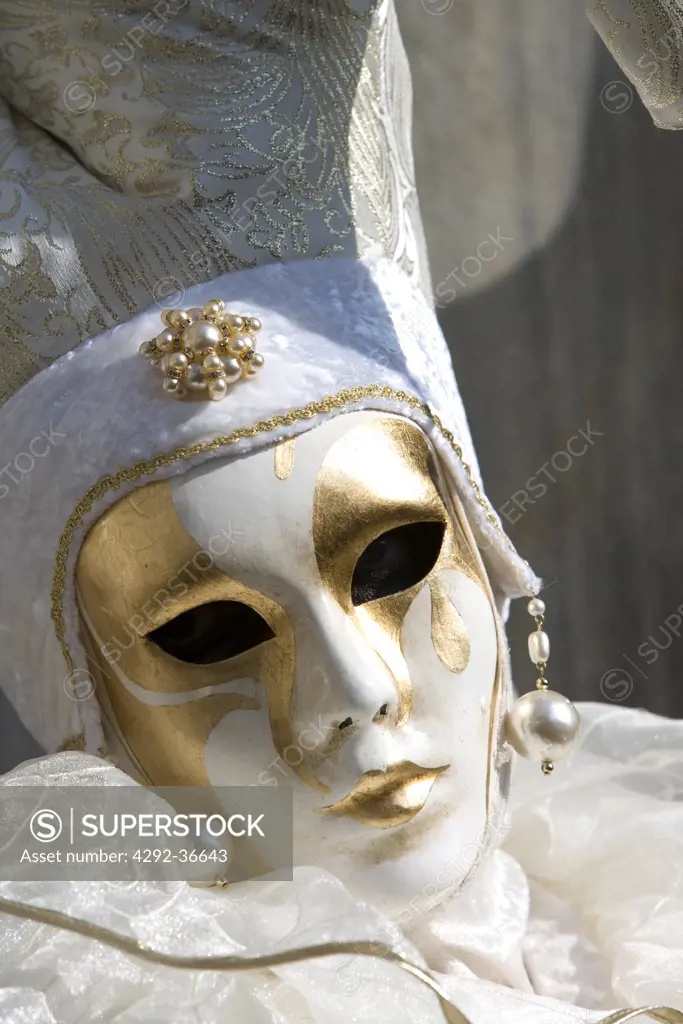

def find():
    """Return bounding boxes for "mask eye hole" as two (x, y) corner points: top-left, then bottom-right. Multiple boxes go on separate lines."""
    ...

(351, 521), (445, 606)
(148, 600), (275, 665)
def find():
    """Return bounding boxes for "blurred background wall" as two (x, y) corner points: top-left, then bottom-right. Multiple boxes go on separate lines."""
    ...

(398, 0), (683, 717)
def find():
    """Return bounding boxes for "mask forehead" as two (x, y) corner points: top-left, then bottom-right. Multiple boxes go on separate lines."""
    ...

(171, 413), (480, 601)
(169, 412), (446, 591)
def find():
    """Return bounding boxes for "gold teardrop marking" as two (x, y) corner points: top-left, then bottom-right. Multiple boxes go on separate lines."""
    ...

(429, 577), (470, 674)
(274, 437), (296, 480)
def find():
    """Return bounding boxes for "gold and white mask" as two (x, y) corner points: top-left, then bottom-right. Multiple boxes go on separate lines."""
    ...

(76, 411), (504, 911)
(0, 257), (537, 913)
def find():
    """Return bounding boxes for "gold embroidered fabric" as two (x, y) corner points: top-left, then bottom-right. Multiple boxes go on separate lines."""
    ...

(0, 0), (429, 405)
(584, 0), (683, 126)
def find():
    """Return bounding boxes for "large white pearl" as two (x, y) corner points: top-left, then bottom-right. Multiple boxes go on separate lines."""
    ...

(183, 321), (223, 350)
(506, 690), (580, 762)
(222, 357), (242, 383)
(528, 630), (550, 664)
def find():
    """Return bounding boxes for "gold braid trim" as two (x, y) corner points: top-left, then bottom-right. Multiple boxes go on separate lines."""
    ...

(51, 384), (513, 675)
(0, 895), (680, 1024)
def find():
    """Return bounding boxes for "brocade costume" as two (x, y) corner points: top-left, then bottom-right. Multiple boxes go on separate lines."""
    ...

(0, 3), (681, 1023)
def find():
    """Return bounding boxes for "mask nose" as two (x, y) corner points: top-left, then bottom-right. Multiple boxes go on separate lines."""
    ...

(295, 590), (405, 741)
(337, 702), (389, 732)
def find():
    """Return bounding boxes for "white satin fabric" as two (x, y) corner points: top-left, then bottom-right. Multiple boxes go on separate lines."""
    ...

(0, 702), (681, 1023)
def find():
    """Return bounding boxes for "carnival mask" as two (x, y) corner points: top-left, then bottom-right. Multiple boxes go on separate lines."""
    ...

(76, 412), (503, 911)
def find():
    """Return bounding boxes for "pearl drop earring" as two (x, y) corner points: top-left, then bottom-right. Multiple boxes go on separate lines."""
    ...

(505, 596), (580, 775)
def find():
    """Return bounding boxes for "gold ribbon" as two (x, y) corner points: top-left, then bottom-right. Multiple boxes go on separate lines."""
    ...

(0, 895), (680, 1024)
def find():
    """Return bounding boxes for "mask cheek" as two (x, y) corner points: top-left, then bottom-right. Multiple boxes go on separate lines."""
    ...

(203, 672), (331, 794)
(204, 683), (279, 787)
(401, 570), (498, 763)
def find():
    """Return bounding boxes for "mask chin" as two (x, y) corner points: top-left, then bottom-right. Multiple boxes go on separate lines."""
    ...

(75, 411), (507, 911)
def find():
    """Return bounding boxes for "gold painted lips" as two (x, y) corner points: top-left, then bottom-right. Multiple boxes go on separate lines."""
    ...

(316, 760), (449, 829)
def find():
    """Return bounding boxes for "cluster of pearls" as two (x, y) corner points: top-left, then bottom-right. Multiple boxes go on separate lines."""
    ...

(139, 300), (264, 401)
(505, 596), (580, 776)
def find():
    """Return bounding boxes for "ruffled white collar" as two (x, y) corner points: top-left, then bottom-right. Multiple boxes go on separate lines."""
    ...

(0, 703), (681, 1024)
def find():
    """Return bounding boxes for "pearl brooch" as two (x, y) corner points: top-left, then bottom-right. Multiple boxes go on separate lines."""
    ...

(505, 594), (580, 775)
(139, 299), (264, 401)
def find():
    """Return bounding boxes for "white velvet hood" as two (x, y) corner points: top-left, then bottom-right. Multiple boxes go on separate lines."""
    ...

(0, 256), (538, 755)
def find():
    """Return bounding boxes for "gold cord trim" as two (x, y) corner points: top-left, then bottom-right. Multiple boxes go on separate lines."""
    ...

(51, 385), (509, 675)
(0, 895), (680, 1024)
